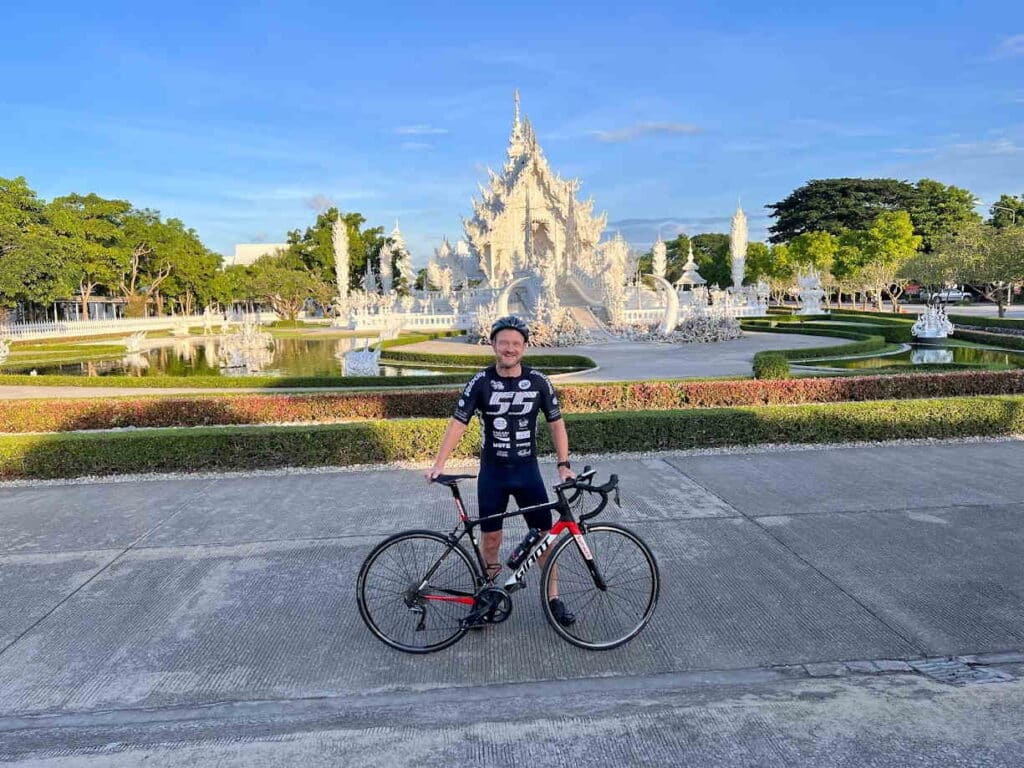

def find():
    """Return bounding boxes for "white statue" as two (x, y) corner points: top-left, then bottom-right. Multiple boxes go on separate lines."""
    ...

(343, 339), (381, 376)
(123, 331), (147, 354)
(912, 301), (955, 340)
(0, 337), (11, 366)
(218, 317), (275, 374)
(796, 271), (826, 315)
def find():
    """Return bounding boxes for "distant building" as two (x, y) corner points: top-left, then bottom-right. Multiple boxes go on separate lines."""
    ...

(231, 243), (289, 267)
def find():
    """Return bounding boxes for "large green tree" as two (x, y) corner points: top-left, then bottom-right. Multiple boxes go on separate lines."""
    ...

(690, 233), (731, 287)
(907, 179), (982, 251)
(47, 193), (131, 316)
(856, 211), (922, 310)
(932, 223), (1024, 317)
(249, 254), (320, 320)
(284, 207), (385, 294)
(0, 177), (75, 313)
(767, 178), (979, 250)
(989, 194), (1024, 229)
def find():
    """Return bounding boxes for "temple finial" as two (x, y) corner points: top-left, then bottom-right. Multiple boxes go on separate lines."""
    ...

(513, 89), (521, 128)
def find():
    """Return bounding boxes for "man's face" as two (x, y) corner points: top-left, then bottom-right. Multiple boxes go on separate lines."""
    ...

(492, 329), (526, 369)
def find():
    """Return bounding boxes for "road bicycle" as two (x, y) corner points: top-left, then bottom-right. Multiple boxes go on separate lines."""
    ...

(356, 466), (660, 653)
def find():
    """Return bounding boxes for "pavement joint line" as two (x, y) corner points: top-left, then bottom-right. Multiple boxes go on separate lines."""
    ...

(0, 659), (949, 734)
(748, 499), (1024, 520)
(659, 459), (930, 657)
(0, 518), (723, 559)
(0, 478), (219, 662)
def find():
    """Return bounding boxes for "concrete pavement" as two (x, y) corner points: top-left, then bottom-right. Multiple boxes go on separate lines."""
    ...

(1, 439), (1023, 764)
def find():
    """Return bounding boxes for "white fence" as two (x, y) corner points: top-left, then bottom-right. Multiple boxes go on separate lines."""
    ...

(348, 312), (472, 332)
(0, 312), (278, 341)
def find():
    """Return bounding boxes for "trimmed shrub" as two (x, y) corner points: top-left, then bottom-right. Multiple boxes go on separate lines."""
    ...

(4, 395), (1024, 479)
(753, 352), (790, 379)
(949, 314), (1024, 331)
(953, 329), (1024, 351)
(379, 349), (596, 370)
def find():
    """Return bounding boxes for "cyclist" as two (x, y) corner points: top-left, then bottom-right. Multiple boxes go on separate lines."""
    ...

(425, 314), (576, 626)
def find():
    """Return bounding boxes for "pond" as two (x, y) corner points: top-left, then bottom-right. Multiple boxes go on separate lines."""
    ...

(9, 337), (471, 378)
(805, 343), (1024, 370)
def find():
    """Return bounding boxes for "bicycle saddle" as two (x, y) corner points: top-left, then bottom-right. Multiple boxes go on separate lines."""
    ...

(432, 473), (477, 486)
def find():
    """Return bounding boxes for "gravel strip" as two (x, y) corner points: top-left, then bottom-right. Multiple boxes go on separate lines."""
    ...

(1, 434), (1021, 489)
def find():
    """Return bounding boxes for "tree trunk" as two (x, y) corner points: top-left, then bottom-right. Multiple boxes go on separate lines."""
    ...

(79, 282), (95, 319)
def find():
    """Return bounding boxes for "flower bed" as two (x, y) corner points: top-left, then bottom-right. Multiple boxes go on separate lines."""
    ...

(5, 370), (1024, 433)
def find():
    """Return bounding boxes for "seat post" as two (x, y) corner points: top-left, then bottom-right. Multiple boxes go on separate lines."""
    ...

(450, 482), (469, 522)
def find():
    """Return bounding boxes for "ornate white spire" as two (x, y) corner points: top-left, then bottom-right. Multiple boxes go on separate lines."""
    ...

(514, 89), (521, 129)
(730, 202), (748, 288)
(523, 188), (534, 267)
(651, 232), (667, 279)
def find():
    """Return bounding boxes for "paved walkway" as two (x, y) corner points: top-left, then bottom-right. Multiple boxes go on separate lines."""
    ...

(399, 329), (853, 381)
(1, 439), (1022, 764)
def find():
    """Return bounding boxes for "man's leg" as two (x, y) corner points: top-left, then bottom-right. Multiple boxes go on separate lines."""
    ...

(514, 464), (560, 600)
(477, 465), (509, 583)
(481, 531), (503, 582)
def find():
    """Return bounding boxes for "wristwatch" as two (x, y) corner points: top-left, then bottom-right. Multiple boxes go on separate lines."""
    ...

(557, 460), (571, 469)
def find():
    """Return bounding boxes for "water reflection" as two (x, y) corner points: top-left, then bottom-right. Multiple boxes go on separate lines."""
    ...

(15, 336), (467, 378)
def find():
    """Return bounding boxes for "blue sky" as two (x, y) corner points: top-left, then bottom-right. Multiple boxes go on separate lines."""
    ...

(2, 1), (1022, 264)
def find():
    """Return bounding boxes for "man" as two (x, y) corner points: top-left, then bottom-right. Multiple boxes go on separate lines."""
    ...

(425, 314), (576, 626)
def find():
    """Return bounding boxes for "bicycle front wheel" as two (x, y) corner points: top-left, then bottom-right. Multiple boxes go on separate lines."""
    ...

(540, 523), (660, 650)
(357, 529), (480, 654)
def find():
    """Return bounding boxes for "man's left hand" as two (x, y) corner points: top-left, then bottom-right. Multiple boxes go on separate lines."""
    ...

(558, 465), (576, 482)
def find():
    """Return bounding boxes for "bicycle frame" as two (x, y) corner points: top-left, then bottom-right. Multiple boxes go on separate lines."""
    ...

(417, 477), (605, 607)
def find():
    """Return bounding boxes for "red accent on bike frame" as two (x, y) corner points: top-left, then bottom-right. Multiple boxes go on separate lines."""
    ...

(551, 521), (581, 537)
(422, 594), (475, 605)
(454, 498), (468, 523)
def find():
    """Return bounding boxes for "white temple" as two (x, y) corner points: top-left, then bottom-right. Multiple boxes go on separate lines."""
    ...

(339, 92), (767, 337)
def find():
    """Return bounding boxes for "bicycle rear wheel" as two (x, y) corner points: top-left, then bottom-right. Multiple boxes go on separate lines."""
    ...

(540, 523), (659, 650)
(357, 529), (480, 654)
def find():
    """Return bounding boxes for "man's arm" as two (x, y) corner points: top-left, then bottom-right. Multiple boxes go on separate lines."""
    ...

(425, 418), (468, 481)
(548, 418), (574, 481)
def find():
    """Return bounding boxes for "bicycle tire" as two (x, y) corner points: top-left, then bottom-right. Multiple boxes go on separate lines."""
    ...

(540, 523), (659, 650)
(357, 529), (480, 654)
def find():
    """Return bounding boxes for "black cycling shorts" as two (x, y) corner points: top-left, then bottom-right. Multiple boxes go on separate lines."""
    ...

(477, 461), (551, 534)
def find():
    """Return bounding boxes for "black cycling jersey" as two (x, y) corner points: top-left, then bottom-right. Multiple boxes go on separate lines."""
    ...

(453, 364), (562, 466)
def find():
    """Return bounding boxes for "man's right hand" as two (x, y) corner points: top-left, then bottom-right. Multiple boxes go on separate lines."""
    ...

(424, 465), (444, 482)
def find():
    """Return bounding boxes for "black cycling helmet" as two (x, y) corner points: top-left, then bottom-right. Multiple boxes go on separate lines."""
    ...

(489, 314), (530, 343)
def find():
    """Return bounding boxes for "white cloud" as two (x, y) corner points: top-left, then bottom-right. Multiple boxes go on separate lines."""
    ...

(395, 125), (449, 135)
(303, 194), (335, 212)
(590, 122), (703, 143)
(994, 34), (1024, 58)
(400, 141), (433, 151)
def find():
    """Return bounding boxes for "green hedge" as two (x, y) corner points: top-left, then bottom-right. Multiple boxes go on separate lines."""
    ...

(5, 395), (1024, 479)
(379, 348), (596, 370)
(752, 353), (790, 380)
(953, 329), (1024, 351)
(949, 314), (1024, 331)
(7, 369), (1024, 432)
(0, 373), (472, 389)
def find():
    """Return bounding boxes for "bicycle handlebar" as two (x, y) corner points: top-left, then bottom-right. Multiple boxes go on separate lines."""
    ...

(556, 465), (619, 522)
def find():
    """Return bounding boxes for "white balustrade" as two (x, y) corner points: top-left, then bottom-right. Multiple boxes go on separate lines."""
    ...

(0, 312), (278, 341)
